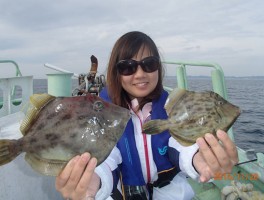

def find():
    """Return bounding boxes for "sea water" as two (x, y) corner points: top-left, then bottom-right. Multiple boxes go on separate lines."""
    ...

(32, 77), (264, 153)
(164, 76), (264, 154)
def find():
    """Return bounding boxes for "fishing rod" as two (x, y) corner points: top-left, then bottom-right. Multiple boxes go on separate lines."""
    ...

(235, 158), (258, 166)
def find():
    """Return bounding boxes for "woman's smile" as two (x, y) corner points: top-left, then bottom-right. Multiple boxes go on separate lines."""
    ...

(133, 82), (148, 87)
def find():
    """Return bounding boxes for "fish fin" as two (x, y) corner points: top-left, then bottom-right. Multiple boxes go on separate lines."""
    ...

(25, 153), (67, 176)
(165, 88), (187, 115)
(0, 139), (21, 166)
(171, 134), (195, 146)
(142, 120), (169, 134)
(20, 94), (55, 135)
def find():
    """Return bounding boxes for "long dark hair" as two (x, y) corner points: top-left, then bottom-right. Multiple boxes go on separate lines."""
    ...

(106, 31), (164, 110)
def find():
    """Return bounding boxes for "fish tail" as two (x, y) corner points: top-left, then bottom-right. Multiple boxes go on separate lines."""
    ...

(0, 139), (21, 166)
(143, 120), (169, 134)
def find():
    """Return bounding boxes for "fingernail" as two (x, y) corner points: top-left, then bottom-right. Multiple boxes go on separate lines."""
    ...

(81, 152), (91, 162)
(90, 157), (98, 167)
(217, 130), (225, 137)
(205, 133), (213, 140)
(196, 138), (203, 146)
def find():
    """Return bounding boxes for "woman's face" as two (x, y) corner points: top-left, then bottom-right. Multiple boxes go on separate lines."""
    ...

(120, 46), (159, 101)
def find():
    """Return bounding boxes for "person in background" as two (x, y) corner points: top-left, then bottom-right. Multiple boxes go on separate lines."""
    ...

(56, 31), (238, 200)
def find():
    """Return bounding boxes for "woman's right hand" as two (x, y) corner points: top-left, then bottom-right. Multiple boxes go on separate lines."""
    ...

(55, 152), (101, 200)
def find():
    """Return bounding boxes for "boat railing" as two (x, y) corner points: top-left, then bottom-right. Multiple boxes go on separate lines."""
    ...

(163, 60), (264, 191)
(163, 61), (228, 99)
(0, 60), (33, 117)
(0, 60), (23, 77)
(163, 60), (231, 136)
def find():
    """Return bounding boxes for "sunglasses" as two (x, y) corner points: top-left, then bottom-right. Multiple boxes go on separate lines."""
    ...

(116, 56), (160, 76)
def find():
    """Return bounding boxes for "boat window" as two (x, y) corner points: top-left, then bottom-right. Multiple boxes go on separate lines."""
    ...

(11, 85), (22, 106)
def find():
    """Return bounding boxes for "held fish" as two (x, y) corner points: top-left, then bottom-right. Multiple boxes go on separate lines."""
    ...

(0, 93), (130, 176)
(143, 88), (240, 146)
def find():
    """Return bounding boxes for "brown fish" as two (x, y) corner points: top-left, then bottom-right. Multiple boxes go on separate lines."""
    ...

(0, 93), (130, 176)
(143, 88), (240, 146)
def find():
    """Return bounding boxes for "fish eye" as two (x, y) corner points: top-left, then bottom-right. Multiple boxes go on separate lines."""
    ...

(217, 101), (224, 105)
(93, 101), (104, 111)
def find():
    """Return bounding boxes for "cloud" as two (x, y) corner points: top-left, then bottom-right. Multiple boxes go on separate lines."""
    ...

(0, 0), (263, 78)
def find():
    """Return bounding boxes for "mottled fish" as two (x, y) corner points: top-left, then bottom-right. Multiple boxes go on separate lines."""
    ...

(0, 93), (130, 176)
(143, 88), (240, 146)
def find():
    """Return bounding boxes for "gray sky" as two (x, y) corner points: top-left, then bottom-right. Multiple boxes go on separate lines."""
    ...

(1, 0), (264, 78)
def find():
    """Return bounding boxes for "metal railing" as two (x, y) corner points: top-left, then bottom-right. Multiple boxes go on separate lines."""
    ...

(163, 61), (228, 99)
(162, 61), (232, 140)
(0, 60), (23, 77)
(0, 60), (33, 117)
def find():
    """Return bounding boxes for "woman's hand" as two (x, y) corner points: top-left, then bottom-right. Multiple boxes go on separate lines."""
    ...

(55, 152), (101, 200)
(193, 130), (238, 182)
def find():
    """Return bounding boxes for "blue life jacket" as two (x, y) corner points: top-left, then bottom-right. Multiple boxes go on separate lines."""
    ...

(100, 88), (180, 187)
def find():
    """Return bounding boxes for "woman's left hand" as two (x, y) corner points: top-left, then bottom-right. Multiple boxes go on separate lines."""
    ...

(192, 130), (238, 182)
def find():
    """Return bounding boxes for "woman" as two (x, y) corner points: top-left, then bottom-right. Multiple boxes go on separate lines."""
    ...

(56, 31), (238, 200)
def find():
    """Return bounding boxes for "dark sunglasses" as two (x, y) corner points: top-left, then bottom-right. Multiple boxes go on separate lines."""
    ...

(116, 56), (160, 76)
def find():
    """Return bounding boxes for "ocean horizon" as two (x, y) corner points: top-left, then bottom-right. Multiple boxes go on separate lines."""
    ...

(31, 76), (264, 154)
(1, 76), (263, 153)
